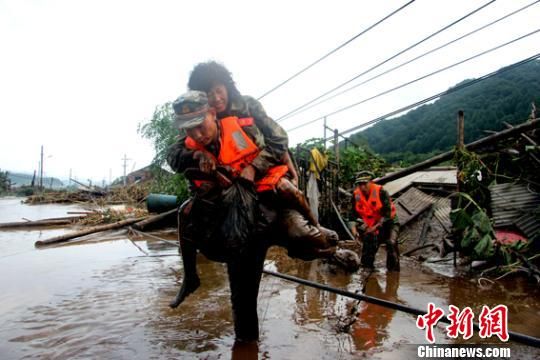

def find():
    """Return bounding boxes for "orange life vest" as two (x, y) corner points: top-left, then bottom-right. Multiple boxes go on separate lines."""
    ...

(353, 182), (396, 230)
(185, 116), (288, 192)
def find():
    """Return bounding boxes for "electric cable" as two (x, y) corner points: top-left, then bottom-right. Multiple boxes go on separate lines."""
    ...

(276, 0), (496, 122)
(256, 0), (416, 100)
(262, 269), (540, 348)
(286, 29), (540, 133)
(329, 54), (540, 140)
(277, 0), (539, 122)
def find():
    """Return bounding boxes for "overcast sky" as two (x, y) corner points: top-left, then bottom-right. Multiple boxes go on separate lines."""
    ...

(1, 0), (539, 183)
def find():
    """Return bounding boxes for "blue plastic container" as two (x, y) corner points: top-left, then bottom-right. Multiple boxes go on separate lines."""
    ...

(146, 193), (179, 213)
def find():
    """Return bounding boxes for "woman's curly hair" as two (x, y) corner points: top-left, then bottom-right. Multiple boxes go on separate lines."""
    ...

(188, 61), (242, 102)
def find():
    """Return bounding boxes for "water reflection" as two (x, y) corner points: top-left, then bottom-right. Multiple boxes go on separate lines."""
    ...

(292, 260), (353, 326)
(2, 199), (540, 358)
(231, 340), (259, 360)
(351, 272), (400, 350)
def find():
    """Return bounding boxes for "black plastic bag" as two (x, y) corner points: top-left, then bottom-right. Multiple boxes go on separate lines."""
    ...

(220, 179), (258, 254)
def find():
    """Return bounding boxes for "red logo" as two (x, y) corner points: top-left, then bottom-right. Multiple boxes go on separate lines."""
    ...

(416, 304), (509, 343)
(416, 303), (445, 343)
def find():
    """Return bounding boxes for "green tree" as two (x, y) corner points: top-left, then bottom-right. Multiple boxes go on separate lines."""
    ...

(293, 138), (389, 188)
(338, 146), (389, 187)
(0, 169), (9, 194)
(354, 60), (540, 164)
(138, 102), (189, 200)
(138, 102), (177, 166)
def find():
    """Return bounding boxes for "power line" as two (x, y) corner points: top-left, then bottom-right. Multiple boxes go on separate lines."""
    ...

(256, 0), (416, 100)
(286, 29), (540, 133)
(277, 0), (496, 122)
(324, 52), (540, 140)
(278, 0), (540, 122)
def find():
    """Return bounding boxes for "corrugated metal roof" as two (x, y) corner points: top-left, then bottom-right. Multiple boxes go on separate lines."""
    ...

(385, 168), (457, 196)
(433, 198), (452, 233)
(395, 187), (437, 226)
(515, 213), (540, 240)
(490, 183), (540, 229)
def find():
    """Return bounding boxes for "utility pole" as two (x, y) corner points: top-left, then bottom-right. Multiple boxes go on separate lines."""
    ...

(121, 154), (131, 186)
(323, 117), (327, 149)
(40, 145), (44, 190)
(454, 110), (465, 269)
(334, 129), (339, 166)
(69, 169), (72, 186)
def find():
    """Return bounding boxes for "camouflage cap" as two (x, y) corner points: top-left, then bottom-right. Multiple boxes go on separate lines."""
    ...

(355, 170), (375, 184)
(172, 90), (210, 129)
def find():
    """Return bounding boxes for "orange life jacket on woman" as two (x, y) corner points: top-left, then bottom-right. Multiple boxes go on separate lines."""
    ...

(185, 116), (288, 192)
(353, 182), (396, 230)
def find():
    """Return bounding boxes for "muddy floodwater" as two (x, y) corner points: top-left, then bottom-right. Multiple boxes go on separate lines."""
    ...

(0, 197), (539, 359)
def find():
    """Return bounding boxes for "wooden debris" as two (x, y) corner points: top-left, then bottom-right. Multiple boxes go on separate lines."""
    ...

(375, 118), (539, 184)
(132, 209), (177, 231)
(0, 219), (75, 229)
(0, 215), (86, 229)
(35, 216), (147, 247)
(24, 182), (151, 205)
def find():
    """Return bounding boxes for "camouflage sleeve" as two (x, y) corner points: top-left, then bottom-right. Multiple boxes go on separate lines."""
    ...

(349, 196), (366, 232)
(350, 195), (358, 220)
(243, 96), (289, 174)
(379, 188), (397, 223)
(166, 135), (198, 173)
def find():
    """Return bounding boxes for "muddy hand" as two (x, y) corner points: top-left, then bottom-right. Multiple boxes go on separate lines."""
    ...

(169, 276), (201, 308)
(193, 151), (216, 173)
(239, 164), (256, 183)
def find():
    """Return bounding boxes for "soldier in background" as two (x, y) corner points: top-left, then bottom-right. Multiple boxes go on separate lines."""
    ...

(351, 171), (400, 271)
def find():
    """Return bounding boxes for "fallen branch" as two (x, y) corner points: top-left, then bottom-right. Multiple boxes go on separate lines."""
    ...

(402, 243), (438, 257)
(34, 216), (147, 247)
(0, 216), (84, 229)
(131, 208), (177, 231)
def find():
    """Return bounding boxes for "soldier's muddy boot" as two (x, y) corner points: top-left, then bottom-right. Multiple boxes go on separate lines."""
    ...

(170, 202), (200, 309)
(170, 275), (201, 308)
(331, 248), (361, 272)
(170, 240), (200, 308)
(319, 226), (339, 246)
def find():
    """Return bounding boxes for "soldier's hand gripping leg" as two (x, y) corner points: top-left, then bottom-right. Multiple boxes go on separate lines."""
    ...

(170, 200), (201, 309)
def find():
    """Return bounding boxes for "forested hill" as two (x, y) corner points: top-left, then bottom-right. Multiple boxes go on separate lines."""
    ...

(351, 60), (540, 162)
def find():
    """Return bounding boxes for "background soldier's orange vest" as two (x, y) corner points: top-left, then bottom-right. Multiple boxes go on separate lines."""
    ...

(354, 183), (396, 229)
(185, 116), (288, 192)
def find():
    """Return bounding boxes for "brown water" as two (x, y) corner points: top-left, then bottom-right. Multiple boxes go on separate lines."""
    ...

(0, 197), (539, 359)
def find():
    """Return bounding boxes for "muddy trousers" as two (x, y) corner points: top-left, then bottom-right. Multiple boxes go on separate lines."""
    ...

(275, 209), (338, 261)
(361, 222), (400, 271)
(226, 242), (268, 342)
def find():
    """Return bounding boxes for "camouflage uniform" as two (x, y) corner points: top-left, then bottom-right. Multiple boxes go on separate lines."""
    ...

(167, 91), (337, 342)
(220, 95), (289, 173)
(167, 95), (285, 176)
